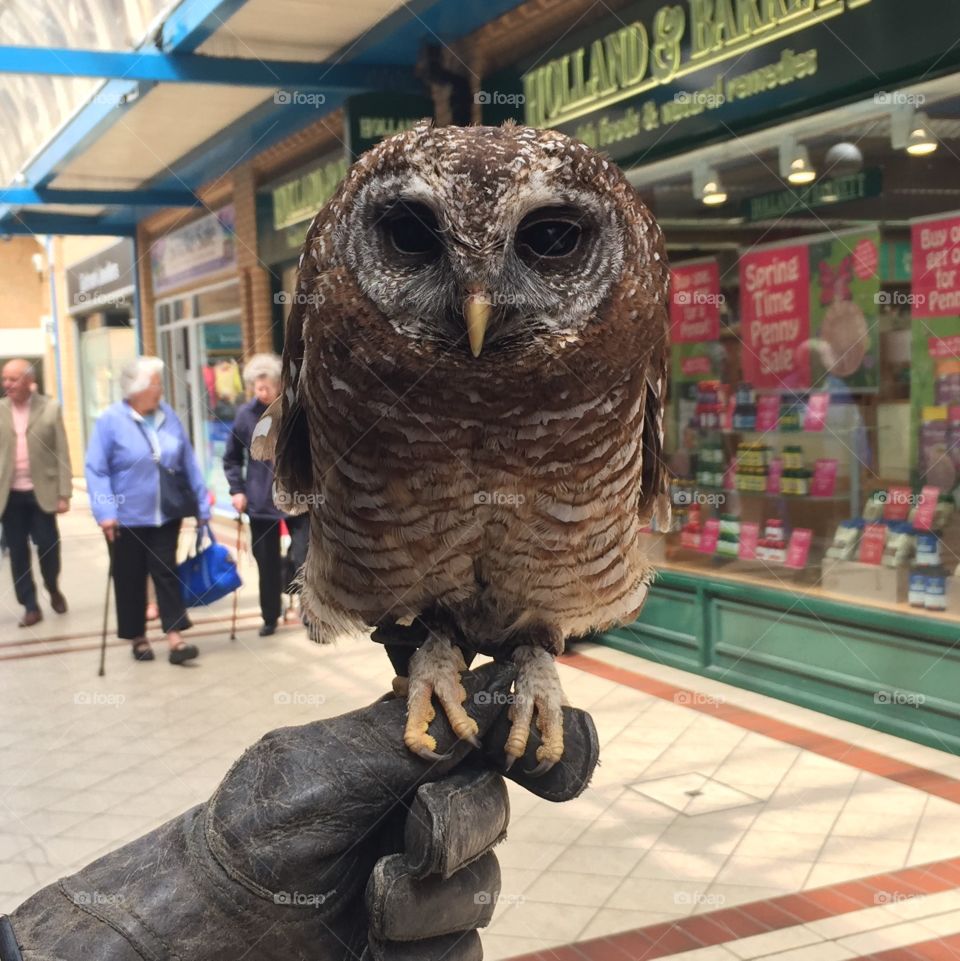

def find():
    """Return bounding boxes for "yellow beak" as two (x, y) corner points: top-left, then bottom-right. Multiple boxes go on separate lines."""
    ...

(465, 291), (491, 358)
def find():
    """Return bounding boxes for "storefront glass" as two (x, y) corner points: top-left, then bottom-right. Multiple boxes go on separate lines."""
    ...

(156, 278), (241, 515)
(617, 78), (960, 621)
(477, 0), (960, 626)
(152, 207), (240, 515)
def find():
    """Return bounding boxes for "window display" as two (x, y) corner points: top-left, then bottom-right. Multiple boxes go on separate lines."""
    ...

(625, 79), (960, 622)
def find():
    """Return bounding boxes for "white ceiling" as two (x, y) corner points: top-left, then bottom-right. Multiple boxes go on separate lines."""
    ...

(44, 0), (410, 193)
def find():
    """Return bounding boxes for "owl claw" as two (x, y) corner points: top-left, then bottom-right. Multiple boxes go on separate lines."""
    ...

(525, 759), (556, 778)
(404, 635), (480, 759)
(504, 646), (566, 772)
(414, 746), (455, 762)
(503, 755), (516, 772)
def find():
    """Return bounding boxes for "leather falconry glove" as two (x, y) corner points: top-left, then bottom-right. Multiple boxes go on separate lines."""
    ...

(2, 662), (599, 961)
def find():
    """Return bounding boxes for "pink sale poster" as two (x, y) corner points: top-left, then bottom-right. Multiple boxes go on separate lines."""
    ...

(670, 259), (721, 343)
(740, 245), (810, 390)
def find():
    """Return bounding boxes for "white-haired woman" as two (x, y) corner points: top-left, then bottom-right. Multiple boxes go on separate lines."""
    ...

(85, 356), (210, 664)
(223, 353), (308, 635)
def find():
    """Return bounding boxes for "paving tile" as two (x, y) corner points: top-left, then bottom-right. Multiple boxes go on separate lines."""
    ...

(819, 836), (913, 868)
(723, 924), (823, 959)
(916, 909), (960, 936)
(484, 900), (597, 941)
(715, 856), (814, 890)
(547, 845), (646, 878)
(836, 920), (940, 954)
(630, 848), (730, 883)
(577, 907), (680, 941)
(522, 870), (623, 909)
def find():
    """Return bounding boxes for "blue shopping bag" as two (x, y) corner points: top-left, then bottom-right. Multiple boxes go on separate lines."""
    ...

(178, 524), (242, 607)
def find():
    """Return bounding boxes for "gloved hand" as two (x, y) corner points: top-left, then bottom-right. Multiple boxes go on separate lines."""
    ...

(5, 662), (598, 961)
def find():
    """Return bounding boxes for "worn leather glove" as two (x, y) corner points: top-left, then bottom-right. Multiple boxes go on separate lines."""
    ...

(5, 662), (598, 961)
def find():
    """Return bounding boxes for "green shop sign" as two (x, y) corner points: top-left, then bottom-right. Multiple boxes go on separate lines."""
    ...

(481, 0), (960, 166)
(743, 168), (882, 221)
(272, 156), (349, 232)
(259, 93), (436, 266)
(345, 92), (434, 160)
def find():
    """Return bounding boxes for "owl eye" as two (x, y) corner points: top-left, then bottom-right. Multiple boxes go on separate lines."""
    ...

(516, 207), (585, 261)
(380, 202), (442, 260)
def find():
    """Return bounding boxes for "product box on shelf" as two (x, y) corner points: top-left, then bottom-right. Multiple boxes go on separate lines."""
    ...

(821, 558), (910, 604)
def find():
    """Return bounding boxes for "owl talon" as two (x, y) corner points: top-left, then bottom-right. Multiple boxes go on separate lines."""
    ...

(505, 645), (567, 769)
(525, 759), (557, 778)
(404, 635), (480, 759)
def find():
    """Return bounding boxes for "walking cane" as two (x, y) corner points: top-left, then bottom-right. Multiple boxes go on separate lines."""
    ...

(229, 514), (243, 641)
(98, 535), (114, 677)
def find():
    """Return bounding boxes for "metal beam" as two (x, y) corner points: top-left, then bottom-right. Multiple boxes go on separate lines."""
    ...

(0, 214), (137, 237)
(0, 45), (417, 91)
(0, 188), (201, 207)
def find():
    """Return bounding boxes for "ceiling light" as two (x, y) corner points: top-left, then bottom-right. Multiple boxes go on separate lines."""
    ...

(892, 104), (938, 156)
(906, 113), (937, 155)
(694, 164), (727, 206)
(780, 136), (816, 185)
(824, 141), (863, 174)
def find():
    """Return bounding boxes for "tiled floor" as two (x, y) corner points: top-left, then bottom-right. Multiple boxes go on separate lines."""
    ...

(2, 495), (960, 960)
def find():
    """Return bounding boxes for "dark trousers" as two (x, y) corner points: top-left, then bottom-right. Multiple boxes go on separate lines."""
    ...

(2, 490), (61, 612)
(249, 515), (309, 625)
(112, 520), (191, 640)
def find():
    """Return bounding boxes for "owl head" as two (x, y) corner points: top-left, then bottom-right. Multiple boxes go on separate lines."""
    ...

(307, 121), (667, 360)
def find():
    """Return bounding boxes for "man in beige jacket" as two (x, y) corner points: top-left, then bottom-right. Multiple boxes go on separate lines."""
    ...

(0, 359), (72, 626)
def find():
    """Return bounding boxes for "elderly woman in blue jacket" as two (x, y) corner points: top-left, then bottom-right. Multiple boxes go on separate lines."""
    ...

(85, 356), (209, 664)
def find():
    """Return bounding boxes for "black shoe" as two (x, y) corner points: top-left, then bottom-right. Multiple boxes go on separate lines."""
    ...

(169, 643), (199, 665)
(132, 641), (155, 661)
(49, 590), (68, 614)
(259, 622), (277, 637)
(18, 608), (42, 628)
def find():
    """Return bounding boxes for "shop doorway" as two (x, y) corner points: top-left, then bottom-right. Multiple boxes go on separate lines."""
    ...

(156, 279), (243, 514)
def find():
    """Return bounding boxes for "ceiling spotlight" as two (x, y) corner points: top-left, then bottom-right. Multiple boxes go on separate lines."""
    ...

(892, 105), (938, 156)
(906, 112), (937, 155)
(694, 164), (727, 206)
(780, 136), (816, 185)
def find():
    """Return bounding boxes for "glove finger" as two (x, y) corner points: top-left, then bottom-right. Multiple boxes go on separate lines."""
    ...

(204, 662), (516, 902)
(483, 704), (599, 802)
(365, 851), (500, 942)
(404, 769), (509, 880)
(366, 931), (482, 961)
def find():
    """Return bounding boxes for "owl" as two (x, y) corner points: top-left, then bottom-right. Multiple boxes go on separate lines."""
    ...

(254, 121), (670, 772)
